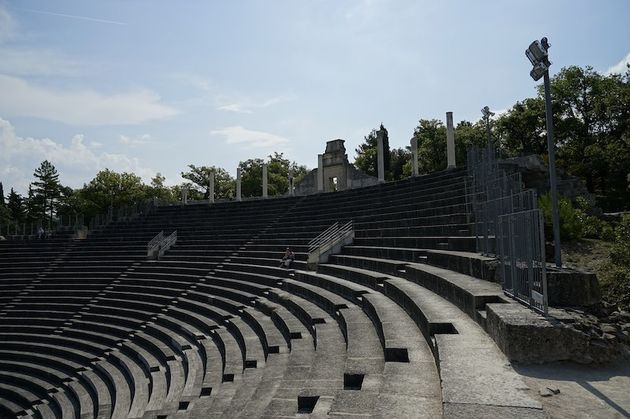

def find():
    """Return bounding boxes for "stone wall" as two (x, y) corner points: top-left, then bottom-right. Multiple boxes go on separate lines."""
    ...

(499, 155), (593, 204)
(294, 139), (378, 196)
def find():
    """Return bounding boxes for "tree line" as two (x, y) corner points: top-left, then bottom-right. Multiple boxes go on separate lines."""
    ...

(1, 64), (628, 232)
(0, 153), (307, 231)
(354, 65), (630, 211)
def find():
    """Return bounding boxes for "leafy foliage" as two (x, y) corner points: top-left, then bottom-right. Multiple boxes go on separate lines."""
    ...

(181, 165), (234, 200)
(239, 152), (307, 198)
(354, 124), (394, 180)
(31, 160), (61, 225)
(600, 215), (630, 309)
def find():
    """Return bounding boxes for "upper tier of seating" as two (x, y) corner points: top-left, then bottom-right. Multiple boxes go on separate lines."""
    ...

(0, 168), (545, 419)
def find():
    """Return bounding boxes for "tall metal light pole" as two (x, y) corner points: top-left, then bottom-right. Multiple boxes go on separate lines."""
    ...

(526, 37), (562, 268)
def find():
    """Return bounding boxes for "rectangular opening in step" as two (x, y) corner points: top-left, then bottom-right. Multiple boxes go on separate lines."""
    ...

(430, 323), (458, 336)
(157, 416), (167, 419)
(222, 374), (234, 382)
(384, 347), (409, 363)
(178, 401), (189, 411)
(268, 345), (280, 354)
(297, 395), (320, 413)
(312, 318), (326, 324)
(245, 360), (258, 369)
(343, 374), (364, 390)
(335, 304), (348, 310)
(200, 387), (212, 397)
(290, 332), (302, 340)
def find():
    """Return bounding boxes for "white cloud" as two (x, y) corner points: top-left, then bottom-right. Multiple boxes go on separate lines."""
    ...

(216, 95), (293, 114)
(216, 103), (253, 114)
(607, 52), (630, 75)
(210, 126), (290, 148)
(119, 134), (152, 146)
(0, 117), (154, 194)
(0, 6), (16, 43)
(0, 74), (178, 125)
(11, 7), (126, 26)
(0, 47), (81, 76)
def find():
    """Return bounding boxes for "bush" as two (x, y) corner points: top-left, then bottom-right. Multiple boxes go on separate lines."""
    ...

(600, 215), (630, 309)
(539, 193), (583, 241)
(539, 193), (614, 241)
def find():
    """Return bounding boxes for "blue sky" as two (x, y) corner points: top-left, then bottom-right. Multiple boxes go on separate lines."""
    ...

(1, 0), (629, 195)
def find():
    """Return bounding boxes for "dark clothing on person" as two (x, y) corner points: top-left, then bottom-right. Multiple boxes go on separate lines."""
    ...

(280, 248), (295, 268)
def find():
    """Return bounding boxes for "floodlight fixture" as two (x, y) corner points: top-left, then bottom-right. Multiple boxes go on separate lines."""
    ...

(481, 106), (495, 119)
(530, 62), (548, 81)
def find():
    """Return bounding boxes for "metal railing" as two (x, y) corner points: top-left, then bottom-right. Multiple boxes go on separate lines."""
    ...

(467, 144), (548, 315)
(307, 221), (354, 269)
(497, 209), (548, 314)
(0, 199), (156, 241)
(147, 230), (177, 260)
(147, 231), (164, 259)
(159, 230), (178, 259)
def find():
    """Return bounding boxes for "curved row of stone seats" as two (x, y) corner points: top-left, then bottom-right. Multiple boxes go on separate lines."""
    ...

(0, 334), (132, 418)
(294, 261), (544, 416)
(202, 257), (444, 417)
(0, 167), (516, 417)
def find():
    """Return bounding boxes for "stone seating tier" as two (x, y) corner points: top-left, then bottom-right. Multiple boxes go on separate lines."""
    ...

(0, 168), (551, 417)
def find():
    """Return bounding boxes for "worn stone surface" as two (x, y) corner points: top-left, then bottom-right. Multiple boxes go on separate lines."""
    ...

(443, 403), (548, 419)
(546, 268), (601, 307)
(486, 303), (623, 364)
(294, 139), (378, 195)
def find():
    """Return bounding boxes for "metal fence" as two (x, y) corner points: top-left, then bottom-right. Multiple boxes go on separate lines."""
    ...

(497, 209), (548, 314)
(467, 145), (548, 315)
(0, 199), (156, 240)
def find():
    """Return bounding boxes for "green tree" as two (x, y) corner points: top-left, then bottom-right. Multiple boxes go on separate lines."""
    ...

(81, 169), (150, 214)
(31, 160), (61, 225)
(6, 188), (25, 223)
(389, 147), (411, 181)
(412, 119), (447, 174)
(149, 173), (176, 202)
(239, 153), (307, 198)
(547, 66), (630, 209)
(354, 124), (395, 180)
(181, 165), (234, 200)
(495, 98), (547, 156)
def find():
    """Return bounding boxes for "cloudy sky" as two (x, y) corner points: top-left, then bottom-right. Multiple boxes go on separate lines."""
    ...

(1, 0), (629, 195)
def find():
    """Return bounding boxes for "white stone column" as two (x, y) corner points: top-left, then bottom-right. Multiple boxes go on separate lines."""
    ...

(182, 186), (188, 205)
(288, 169), (295, 196)
(236, 168), (242, 201)
(446, 111), (456, 169)
(262, 163), (268, 198)
(377, 131), (385, 183)
(208, 172), (215, 204)
(410, 138), (419, 176)
(317, 154), (324, 192)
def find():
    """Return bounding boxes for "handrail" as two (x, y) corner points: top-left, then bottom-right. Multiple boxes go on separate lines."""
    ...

(307, 221), (354, 269)
(308, 222), (340, 252)
(147, 230), (177, 260)
(158, 230), (178, 259)
(147, 231), (164, 258)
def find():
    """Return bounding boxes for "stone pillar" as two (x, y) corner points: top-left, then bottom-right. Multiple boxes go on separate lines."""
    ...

(236, 168), (242, 201)
(446, 111), (456, 169)
(288, 169), (295, 197)
(377, 131), (385, 183)
(317, 154), (324, 192)
(262, 163), (268, 198)
(182, 186), (188, 205)
(208, 172), (215, 204)
(410, 138), (419, 176)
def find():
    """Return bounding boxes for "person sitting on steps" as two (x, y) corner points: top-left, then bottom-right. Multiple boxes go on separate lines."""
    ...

(280, 247), (295, 268)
